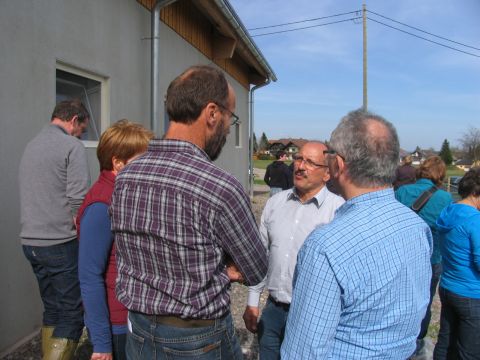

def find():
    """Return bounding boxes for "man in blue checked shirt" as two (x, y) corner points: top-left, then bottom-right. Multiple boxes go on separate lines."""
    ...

(281, 109), (432, 359)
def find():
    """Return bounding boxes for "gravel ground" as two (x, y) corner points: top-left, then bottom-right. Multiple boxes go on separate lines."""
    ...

(2, 188), (441, 359)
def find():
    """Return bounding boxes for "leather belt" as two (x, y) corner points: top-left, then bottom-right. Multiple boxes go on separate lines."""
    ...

(268, 296), (290, 311)
(135, 312), (225, 328)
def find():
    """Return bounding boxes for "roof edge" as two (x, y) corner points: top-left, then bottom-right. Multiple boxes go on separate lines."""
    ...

(213, 0), (277, 83)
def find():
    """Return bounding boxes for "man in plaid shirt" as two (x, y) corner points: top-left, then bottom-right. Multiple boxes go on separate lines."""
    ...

(110, 65), (267, 359)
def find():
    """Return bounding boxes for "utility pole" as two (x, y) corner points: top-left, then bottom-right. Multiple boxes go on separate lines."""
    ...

(363, 3), (368, 110)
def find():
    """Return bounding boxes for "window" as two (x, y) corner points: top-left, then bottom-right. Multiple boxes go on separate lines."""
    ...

(55, 63), (109, 144)
(234, 123), (240, 148)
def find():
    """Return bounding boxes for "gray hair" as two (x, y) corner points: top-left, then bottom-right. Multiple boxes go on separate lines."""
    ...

(329, 109), (399, 187)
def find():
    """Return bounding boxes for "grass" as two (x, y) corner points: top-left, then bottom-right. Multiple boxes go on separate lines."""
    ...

(446, 165), (465, 177)
(254, 178), (266, 185)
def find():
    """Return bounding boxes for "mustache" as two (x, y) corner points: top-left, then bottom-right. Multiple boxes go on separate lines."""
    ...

(295, 169), (306, 177)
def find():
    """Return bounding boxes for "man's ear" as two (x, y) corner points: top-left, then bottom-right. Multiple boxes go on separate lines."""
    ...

(204, 102), (218, 129)
(70, 115), (79, 125)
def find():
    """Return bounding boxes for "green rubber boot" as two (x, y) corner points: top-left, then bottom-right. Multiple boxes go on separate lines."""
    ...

(41, 326), (55, 357)
(42, 337), (78, 360)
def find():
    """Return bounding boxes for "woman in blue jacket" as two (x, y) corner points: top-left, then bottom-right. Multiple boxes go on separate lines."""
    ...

(395, 156), (452, 357)
(434, 168), (480, 359)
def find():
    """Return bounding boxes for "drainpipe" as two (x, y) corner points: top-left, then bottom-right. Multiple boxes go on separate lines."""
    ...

(151, 0), (177, 135)
(249, 78), (271, 199)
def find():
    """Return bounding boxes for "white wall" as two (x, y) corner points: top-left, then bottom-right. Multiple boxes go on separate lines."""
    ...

(0, 0), (251, 353)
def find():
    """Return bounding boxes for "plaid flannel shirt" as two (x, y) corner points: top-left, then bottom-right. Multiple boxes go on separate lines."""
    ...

(110, 139), (267, 319)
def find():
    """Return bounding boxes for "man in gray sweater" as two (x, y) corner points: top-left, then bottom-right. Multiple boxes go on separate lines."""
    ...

(19, 100), (90, 360)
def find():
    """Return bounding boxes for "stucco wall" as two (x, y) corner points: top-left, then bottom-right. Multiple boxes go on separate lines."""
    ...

(0, 0), (251, 354)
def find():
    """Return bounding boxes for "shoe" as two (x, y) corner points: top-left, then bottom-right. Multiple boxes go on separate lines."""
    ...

(43, 337), (78, 360)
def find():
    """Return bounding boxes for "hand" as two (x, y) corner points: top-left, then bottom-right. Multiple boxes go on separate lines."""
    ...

(226, 263), (245, 283)
(91, 353), (113, 360)
(243, 306), (260, 333)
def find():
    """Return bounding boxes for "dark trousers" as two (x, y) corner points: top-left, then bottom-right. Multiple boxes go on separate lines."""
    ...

(112, 333), (127, 360)
(418, 263), (442, 339)
(257, 298), (289, 360)
(23, 240), (84, 340)
(433, 287), (480, 360)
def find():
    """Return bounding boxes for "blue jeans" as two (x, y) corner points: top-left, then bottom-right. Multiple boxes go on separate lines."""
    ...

(22, 240), (83, 340)
(433, 287), (480, 360)
(257, 298), (289, 360)
(126, 311), (243, 359)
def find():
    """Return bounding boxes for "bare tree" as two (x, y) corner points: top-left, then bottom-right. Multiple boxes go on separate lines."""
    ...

(459, 126), (480, 163)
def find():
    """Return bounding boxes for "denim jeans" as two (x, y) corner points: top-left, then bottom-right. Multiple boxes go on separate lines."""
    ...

(126, 311), (243, 359)
(269, 187), (282, 197)
(418, 263), (442, 340)
(433, 287), (480, 360)
(22, 240), (83, 340)
(257, 298), (289, 360)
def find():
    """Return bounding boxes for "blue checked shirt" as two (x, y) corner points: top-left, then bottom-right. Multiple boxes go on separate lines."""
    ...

(110, 140), (267, 319)
(281, 189), (432, 359)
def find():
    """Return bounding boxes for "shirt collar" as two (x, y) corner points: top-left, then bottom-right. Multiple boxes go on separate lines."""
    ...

(50, 124), (69, 135)
(147, 139), (211, 161)
(416, 178), (435, 186)
(344, 188), (395, 207)
(287, 186), (328, 208)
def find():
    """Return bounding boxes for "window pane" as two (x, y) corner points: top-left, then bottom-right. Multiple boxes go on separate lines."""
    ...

(56, 69), (101, 141)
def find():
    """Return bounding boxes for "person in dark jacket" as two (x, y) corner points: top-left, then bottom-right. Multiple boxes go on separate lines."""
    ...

(264, 151), (293, 197)
(393, 155), (416, 189)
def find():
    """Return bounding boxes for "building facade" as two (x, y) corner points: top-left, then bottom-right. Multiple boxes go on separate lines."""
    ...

(0, 0), (275, 354)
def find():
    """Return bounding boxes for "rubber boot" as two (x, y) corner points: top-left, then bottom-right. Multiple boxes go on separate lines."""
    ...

(41, 326), (55, 357)
(43, 337), (78, 360)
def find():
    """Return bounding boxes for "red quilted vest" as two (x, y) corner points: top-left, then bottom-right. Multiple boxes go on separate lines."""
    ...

(76, 170), (127, 325)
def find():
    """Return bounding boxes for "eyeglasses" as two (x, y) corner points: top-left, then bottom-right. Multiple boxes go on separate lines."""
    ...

(323, 149), (345, 161)
(215, 103), (240, 127)
(292, 154), (328, 169)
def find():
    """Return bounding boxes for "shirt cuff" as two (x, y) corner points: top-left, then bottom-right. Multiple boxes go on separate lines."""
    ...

(247, 288), (261, 307)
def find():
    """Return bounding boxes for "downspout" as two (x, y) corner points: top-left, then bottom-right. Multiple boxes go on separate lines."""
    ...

(150, 0), (177, 134)
(249, 78), (271, 199)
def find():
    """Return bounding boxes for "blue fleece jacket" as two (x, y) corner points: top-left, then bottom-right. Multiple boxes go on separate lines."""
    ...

(437, 203), (480, 298)
(395, 179), (453, 264)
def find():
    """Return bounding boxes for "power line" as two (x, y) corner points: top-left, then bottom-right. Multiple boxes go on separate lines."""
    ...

(367, 9), (480, 51)
(367, 17), (480, 58)
(251, 17), (362, 38)
(248, 10), (360, 31)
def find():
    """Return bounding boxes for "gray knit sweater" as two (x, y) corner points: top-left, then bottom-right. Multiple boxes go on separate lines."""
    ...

(19, 125), (90, 246)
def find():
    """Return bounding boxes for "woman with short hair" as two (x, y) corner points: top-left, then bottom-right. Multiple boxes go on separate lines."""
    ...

(395, 156), (453, 357)
(434, 168), (480, 359)
(77, 120), (154, 360)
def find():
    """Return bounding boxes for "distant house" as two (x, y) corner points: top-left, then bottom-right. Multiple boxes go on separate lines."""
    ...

(268, 138), (309, 158)
(410, 150), (425, 165)
(455, 159), (474, 171)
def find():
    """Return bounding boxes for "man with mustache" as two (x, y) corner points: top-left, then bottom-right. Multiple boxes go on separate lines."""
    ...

(110, 65), (267, 359)
(243, 141), (344, 360)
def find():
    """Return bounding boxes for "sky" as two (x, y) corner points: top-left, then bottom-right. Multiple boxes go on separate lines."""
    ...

(229, 0), (480, 151)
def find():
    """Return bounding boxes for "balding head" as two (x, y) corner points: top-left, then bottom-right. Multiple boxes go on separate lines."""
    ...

(293, 141), (330, 202)
(328, 109), (399, 188)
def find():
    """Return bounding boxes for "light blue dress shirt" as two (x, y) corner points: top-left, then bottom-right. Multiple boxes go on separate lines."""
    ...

(247, 186), (344, 306)
(281, 189), (432, 359)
